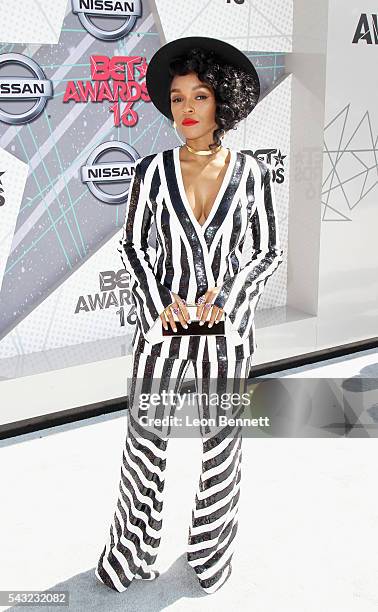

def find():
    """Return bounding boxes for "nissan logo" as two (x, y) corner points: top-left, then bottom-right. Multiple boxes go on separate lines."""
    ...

(71, 0), (142, 41)
(81, 141), (139, 204)
(0, 53), (53, 125)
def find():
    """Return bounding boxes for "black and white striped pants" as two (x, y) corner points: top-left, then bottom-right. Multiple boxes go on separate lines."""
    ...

(95, 349), (252, 595)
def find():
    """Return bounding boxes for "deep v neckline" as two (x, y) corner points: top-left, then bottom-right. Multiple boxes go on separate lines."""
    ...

(173, 145), (236, 232)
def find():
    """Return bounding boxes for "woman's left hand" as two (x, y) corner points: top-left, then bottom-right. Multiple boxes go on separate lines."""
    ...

(196, 287), (224, 327)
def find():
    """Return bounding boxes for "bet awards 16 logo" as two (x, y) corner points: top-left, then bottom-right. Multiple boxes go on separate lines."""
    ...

(242, 148), (286, 183)
(0, 171), (5, 207)
(63, 55), (149, 127)
(75, 268), (136, 328)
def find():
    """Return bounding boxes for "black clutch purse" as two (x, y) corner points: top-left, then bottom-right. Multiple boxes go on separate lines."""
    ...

(162, 304), (225, 337)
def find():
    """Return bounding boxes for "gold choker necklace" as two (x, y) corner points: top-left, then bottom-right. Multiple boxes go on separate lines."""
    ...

(185, 143), (222, 156)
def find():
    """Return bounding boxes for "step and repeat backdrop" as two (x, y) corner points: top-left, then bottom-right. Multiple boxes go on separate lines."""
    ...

(0, 0), (289, 373)
(0, 0), (377, 381)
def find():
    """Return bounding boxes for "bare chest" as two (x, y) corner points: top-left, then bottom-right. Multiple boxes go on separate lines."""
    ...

(180, 159), (230, 227)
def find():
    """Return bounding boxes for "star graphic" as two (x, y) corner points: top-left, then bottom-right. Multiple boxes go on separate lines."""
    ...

(136, 59), (148, 80)
(273, 149), (286, 166)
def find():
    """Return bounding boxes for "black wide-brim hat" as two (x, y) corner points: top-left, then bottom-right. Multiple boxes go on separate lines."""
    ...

(146, 36), (260, 120)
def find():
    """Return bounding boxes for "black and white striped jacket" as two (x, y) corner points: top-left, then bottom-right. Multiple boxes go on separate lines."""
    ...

(118, 146), (283, 361)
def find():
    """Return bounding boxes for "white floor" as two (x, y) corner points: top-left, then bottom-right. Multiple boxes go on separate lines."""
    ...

(0, 348), (378, 612)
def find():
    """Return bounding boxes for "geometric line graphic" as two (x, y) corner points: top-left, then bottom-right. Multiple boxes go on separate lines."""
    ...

(323, 104), (378, 221)
(0, 147), (28, 296)
(154, 0), (293, 52)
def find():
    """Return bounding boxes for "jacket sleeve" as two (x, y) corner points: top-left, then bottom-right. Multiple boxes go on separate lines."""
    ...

(213, 160), (284, 340)
(117, 158), (175, 339)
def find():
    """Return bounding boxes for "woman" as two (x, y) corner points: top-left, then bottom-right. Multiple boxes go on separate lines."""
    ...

(95, 36), (283, 595)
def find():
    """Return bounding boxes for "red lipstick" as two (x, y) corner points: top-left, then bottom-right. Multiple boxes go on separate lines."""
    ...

(182, 118), (199, 126)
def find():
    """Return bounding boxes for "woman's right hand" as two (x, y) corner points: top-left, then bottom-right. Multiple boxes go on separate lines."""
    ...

(160, 292), (191, 332)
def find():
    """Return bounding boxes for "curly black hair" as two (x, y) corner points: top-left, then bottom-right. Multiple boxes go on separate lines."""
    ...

(167, 47), (259, 151)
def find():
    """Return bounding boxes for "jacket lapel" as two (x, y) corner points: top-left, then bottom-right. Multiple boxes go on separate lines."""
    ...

(161, 148), (245, 299)
(162, 149), (213, 298)
(203, 151), (246, 251)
